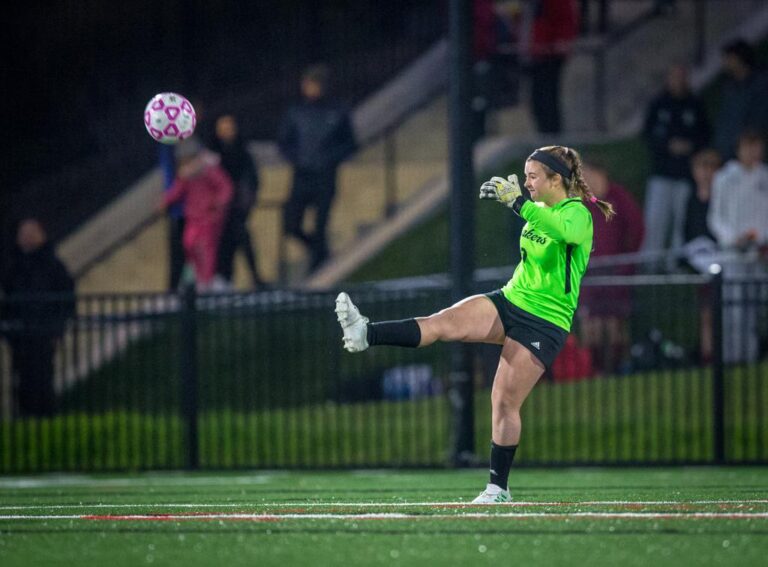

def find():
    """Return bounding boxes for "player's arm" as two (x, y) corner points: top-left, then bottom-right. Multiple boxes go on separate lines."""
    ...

(479, 175), (590, 244)
(519, 201), (591, 245)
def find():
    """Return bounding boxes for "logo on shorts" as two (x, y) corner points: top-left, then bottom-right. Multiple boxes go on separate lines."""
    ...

(531, 341), (541, 350)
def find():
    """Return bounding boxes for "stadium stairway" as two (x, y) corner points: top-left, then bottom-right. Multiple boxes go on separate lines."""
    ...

(307, 1), (768, 288)
(63, 2), (768, 294)
(11, 1), (762, 396)
(562, 0), (768, 135)
(64, 41), (450, 293)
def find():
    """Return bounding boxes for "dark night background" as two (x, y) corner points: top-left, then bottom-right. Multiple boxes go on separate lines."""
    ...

(1, 0), (447, 266)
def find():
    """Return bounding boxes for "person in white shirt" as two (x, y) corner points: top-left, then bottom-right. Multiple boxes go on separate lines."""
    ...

(707, 130), (768, 363)
(708, 130), (768, 248)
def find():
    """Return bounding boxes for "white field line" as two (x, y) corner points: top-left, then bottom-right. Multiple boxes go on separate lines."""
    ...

(0, 475), (272, 489)
(1, 512), (768, 521)
(1, 499), (767, 511)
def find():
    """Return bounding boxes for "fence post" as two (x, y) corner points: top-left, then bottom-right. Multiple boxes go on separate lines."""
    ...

(448, 0), (475, 467)
(598, 0), (609, 34)
(180, 281), (199, 470)
(593, 48), (607, 132)
(709, 264), (725, 464)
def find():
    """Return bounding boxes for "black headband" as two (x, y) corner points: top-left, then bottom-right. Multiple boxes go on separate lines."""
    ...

(528, 150), (572, 182)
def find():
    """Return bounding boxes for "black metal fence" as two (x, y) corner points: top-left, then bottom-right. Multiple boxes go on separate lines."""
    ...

(1, 272), (766, 472)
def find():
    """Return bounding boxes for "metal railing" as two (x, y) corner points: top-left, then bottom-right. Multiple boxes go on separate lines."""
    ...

(1, 269), (766, 472)
(7, 1), (447, 257)
(571, 0), (735, 131)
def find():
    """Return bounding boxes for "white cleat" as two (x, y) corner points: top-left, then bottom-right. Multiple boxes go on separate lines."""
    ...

(471, 483), (512, 504)
(335, 292), (370, 353)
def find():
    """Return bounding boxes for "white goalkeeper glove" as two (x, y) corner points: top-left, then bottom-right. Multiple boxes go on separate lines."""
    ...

(479, 175), (525, 209)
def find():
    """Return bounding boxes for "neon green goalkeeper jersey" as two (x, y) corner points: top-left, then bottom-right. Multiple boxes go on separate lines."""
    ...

(502, 198), (593, 331)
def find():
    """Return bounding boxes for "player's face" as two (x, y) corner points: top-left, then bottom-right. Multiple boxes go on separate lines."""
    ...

(524, 160), (562, 204)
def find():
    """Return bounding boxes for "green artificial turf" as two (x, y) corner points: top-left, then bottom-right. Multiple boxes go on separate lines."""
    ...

(0, 468), (767, 567)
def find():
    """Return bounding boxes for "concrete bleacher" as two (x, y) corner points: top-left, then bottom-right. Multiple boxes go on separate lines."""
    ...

(73, 150), (447, 293)
(66, 41), (451, 293)
(64, 2), (768, 294)
(5, 2), (763, 407)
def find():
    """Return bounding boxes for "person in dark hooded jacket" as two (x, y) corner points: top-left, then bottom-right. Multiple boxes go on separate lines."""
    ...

(1, 218), (74, 417)
(211, 114), (265, 289)
(278, 64), (357, 271)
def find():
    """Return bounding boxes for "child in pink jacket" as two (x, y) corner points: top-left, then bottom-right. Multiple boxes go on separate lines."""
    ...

(161, 138), (234, 289)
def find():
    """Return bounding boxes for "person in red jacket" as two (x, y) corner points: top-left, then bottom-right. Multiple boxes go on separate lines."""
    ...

(521, 0), (579, 133)
(470, 0), (499, 140)
(160, 138), (234, 290)
(577, 159), (645, 373)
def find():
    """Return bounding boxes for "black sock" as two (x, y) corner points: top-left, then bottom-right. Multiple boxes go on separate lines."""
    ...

(489, 442), (517, 490)
(366, 319), (421, 348)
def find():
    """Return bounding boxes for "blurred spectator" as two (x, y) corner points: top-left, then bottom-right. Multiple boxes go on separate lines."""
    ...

(211, 114), (266, 290)
(471, 0), (499, 141)
(641, 64), (709, 272)
(684, 148), (721, 246)
(491, 0), (524, 109)
(160, 138), (233, 291)
(519, 0), (579, 134)
(473, 0), (498, 63)
(706, 131), (768, 363)
(708, 131), (768, 249)
(578, 160), (644, 373)
(158, 144), (186, 291)
(713, 39), (768, 161)
(681, 148), (721, 364)
(550, 334), (593, 383)
(278, 64), (357, 272)
(1, 219), (74, 417)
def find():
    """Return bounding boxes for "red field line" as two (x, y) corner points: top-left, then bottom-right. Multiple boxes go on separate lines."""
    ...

(3, 500), (767, 511)
(73, 512), (768, 522)
(83, 514), (281, 523)
(4, 511), (768, 522)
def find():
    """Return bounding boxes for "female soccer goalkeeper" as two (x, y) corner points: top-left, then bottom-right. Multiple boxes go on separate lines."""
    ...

(336, 145), (614, 503)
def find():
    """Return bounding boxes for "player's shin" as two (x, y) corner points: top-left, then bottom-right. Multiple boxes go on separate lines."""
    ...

(367, 319), (421, 348)
(489, 441), (518, 490)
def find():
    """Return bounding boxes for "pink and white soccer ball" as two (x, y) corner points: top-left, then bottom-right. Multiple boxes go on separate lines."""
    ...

(143, 93), (196, 144)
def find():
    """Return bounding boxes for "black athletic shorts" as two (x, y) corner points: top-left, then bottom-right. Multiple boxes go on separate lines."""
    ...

(485, 289), (569, 369)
